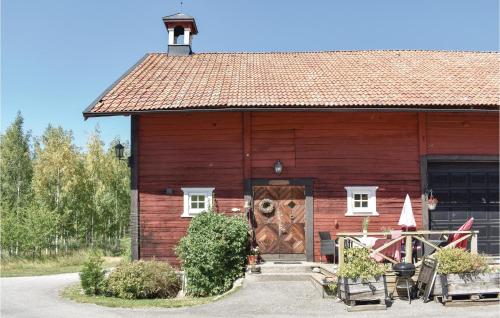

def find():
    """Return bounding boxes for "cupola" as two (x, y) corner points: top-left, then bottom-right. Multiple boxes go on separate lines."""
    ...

(163, 13), (198, 56)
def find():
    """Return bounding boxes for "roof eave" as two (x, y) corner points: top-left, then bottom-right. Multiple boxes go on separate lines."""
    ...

(82, 54), (149, 120)
(83, 105), (500, 119)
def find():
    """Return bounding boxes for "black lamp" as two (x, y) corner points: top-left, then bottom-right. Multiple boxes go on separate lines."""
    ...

(274, 160), (283, 175)
(114, 143), (125, 160)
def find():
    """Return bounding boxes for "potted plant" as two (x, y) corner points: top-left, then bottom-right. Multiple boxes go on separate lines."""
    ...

(247, 246), (260, 265)
(362, 217), (370, 237)
(427, 193), (438, 210)
(337, 248), (389, 307)
(432, 248), (499, 303)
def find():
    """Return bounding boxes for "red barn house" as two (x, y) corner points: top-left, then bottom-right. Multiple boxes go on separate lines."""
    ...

(84, 14), (499, 264)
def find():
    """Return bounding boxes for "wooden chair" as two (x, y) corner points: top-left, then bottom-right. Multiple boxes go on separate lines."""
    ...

(319, 232), (337, 263)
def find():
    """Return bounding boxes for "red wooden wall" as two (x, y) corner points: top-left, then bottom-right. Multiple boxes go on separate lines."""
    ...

(137, 111), (499, 264)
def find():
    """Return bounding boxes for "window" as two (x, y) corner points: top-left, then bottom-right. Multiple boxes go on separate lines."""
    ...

(345, 186), (379, 216)
(181, 187), (214, 217)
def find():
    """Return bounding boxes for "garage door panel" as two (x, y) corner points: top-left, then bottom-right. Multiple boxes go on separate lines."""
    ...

(430, 173), (449, 187)
(451, 211), (470, 220)
(470, 173), (488, 186)
(450, 173), (468, 187)
(489, 225), (499, 239)
(488, 173), (499, 185)
(428, 162), (499, 256)
(470, 211), (487, 221)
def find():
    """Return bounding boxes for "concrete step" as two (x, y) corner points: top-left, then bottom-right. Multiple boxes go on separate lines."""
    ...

(245, 272), (311, 283)
(257, 263), (312, 274)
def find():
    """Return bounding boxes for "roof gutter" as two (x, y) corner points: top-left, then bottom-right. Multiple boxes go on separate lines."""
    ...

(83, 106), (499, 119)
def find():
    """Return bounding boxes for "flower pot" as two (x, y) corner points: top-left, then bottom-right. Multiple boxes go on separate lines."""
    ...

(247, 255), (257, 265)
(427, 197), (438, 210)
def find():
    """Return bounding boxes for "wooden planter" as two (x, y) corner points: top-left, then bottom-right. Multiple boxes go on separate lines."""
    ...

(338, 275), (388, 305)
(433, 272), (500, 301)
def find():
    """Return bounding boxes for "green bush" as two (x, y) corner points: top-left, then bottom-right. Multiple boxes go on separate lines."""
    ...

(107, 260), (180, 299)
(337, 248), (387, 280)
(435, 248), (489, 275)
(79, 250), (106, 295)
(176, 211), (248, 297)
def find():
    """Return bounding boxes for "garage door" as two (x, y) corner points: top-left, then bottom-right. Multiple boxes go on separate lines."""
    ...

(428, 162), (499, 255)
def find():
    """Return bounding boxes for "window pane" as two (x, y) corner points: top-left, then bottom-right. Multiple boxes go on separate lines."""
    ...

(191, 202), (197, 208)
(198, 195), (205, 202)
(191, 195), (198, 202)
(354, 201), (360, 208)
(354, 194), (361, 200)
(361, 194), (368, 201)
(199, 202), (205, 209)
(362, 201), (368, 208)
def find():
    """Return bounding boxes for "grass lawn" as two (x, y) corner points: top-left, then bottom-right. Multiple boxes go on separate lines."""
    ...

(61, 284), (216, 308)
(0, 252), (122, 277)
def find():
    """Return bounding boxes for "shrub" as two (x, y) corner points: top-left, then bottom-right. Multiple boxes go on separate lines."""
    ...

(176, 210), (248, 297)
(337, 248), (387, 280)
(107, 260), (180, 299)
(80, 250), (106, 295)
(435, 248), (489, 275)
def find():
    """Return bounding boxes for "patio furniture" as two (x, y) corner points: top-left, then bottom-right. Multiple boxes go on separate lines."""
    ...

(319, 232), (336, 263)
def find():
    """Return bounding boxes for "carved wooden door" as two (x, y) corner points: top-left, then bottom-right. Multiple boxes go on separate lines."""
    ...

(253, 186), (306, 255)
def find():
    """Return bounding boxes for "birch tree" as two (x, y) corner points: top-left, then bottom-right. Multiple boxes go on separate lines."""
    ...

(32, 125), (83, 253)
(0, 112), (33, 255)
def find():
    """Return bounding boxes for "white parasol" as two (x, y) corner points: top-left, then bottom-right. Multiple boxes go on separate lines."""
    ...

(398, 194), (416, 229)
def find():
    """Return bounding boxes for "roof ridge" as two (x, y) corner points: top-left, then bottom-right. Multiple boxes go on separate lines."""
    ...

(146, 49), (500, 56)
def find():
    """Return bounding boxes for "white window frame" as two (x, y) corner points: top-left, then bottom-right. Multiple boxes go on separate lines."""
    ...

(181, 187), (214, 217)
(345, 186), (379, 216)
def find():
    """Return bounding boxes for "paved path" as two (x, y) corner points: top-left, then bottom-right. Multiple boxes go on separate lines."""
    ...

(1, 273), (499, 318)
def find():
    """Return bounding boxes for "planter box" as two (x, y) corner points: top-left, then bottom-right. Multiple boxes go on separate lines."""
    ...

(433, 272), (500, 297)
(338, 275), (388, 303)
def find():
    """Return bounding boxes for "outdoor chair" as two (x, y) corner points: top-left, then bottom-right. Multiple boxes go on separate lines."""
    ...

(420, 233), (448, 257)
(319, 232), (337, 263)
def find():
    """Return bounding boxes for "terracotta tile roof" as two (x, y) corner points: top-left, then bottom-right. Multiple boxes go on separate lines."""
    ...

(84, 50), (500, 116)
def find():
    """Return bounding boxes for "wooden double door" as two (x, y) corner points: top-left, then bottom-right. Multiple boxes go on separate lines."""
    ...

(253, 186), (306, 256)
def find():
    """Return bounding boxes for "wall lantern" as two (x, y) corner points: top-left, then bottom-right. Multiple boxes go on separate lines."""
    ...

(274, 160), (283, 175)
(426, 189), (438, 210)
(114, 142), (132, 167)
(114, 143), (125, 160)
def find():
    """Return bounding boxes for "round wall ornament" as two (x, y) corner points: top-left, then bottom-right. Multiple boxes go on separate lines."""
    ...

(258, 198), (275, 214)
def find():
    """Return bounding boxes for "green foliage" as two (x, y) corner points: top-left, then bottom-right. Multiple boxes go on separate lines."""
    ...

(80, 250), (107, 295)
(435, 248), (489, 274)
(325, 281), (338, 295)
(362, 217), (370, 232)
(0, 112), (33, 254)
(337, 248), (387, 279)
(176, 211), (248, 297)
(0, 115), (130, 258)
(106, 260), (180, 299)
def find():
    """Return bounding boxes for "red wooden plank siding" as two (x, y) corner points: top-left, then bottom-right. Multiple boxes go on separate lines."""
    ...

(426, 113), (499, 155)
(137, 111), (498, 264)
(138, 113), (244, 265)
(250, 112), (422, 261)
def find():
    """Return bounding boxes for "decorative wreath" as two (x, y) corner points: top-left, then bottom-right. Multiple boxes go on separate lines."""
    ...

(258, 198), (275, 214)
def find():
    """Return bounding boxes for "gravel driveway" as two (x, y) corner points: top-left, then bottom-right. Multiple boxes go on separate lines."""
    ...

(1, 273), (499, 318)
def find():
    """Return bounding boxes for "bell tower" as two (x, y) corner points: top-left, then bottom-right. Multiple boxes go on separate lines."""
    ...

(163, 13), (198, 56)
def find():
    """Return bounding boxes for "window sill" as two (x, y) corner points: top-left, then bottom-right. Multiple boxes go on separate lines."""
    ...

(345, 211), (379, 217)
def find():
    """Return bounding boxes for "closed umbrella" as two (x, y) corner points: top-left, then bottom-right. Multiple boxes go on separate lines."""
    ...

(398, 194), (416, 230)
(447, 217), (474, 249)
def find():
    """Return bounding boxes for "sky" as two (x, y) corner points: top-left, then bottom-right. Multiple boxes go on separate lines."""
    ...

(2, 0), (499, 149)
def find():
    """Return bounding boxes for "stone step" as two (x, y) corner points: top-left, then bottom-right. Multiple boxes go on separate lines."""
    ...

(245, 272), (311, 283)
